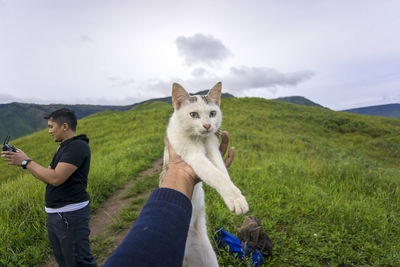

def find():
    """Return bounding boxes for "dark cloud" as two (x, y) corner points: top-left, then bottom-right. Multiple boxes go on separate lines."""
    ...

(191, 67), (210, 78)
(176, 33), (231, 66)
(223, 66), (314, 93)
(79, 34), (93, 43)
(149, 65), (314, 97)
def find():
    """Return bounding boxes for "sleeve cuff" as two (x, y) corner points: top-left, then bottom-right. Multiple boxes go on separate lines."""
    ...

(148, 188), (192, 215)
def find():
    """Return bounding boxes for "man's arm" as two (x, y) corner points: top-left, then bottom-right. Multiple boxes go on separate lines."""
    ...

(25, 161), (77, 186)
(1, 149), (77, 186)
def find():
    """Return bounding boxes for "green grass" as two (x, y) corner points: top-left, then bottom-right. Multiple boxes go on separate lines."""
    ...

(206, 98), (400, 266)
(109, 174), (158, 234)
(124, 174), (160, 199)
(90, 234), (114, 264)
(0, 102), (170, 266)
(1, 98), (400, 266)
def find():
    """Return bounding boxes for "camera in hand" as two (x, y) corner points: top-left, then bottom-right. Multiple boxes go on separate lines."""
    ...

(2, 136), (16, 152)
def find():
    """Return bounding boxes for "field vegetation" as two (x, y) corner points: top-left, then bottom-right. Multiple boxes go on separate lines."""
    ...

(0, 98), (399, 266)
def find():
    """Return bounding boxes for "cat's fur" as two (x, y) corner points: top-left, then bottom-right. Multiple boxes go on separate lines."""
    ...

(159, 82), (249, 267)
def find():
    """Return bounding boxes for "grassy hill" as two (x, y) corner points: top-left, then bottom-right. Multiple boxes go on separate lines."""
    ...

(0, 98), (399, 266)
(342, 103), (400, 118)
(272, 96), (327, 109)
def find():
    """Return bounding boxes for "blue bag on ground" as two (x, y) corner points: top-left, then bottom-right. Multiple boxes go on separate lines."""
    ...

(214, 228), (263, 266)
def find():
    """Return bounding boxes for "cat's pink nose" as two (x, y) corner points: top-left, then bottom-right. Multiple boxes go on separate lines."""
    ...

(203, 124), (211, 130)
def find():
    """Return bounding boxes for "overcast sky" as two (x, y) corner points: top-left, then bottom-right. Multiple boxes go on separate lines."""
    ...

(1, 0), (399, 110)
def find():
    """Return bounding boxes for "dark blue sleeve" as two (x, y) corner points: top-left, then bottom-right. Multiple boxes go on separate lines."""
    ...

(103, 188), (193, 267)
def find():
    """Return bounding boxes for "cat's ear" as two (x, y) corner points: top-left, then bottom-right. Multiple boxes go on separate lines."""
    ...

(172, 83), (190, 110)
(207, 81), (222, 106)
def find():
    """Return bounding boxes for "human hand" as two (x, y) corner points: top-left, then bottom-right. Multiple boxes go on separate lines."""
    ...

(167, 141), (199, 184)
(1, 148), (29, 166)
(160, 141), (199, 199)
(218, 130), (235, 168)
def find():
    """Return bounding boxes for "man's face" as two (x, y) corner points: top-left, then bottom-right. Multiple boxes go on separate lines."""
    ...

(47, 120), (65, 142)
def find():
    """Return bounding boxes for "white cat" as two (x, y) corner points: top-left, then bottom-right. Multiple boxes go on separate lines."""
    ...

(159, 82), (249, 267)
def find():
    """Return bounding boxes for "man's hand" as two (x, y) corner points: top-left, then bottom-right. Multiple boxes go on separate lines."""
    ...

(218, 130), (235, 168)
(1, 148), (29, 166)
(167, 141), (199, 184)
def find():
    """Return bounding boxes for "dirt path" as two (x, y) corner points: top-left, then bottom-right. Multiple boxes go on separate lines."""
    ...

(43, 158), (163, 267)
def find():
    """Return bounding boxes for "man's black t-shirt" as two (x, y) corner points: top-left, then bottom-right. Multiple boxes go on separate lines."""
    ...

(45, 134), (91, 208)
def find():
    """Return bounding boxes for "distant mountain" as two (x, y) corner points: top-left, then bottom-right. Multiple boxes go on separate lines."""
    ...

(0, 103), (135, 140)
(0, 90), (234, 140)
(272, 96), (327, 109)
(342, 103), (400, 118)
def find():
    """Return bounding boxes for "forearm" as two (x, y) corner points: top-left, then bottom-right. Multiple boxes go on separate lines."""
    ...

(160, 168), (196, 200)
(104, 188), (192, 266)
(25, 161), (59, 186)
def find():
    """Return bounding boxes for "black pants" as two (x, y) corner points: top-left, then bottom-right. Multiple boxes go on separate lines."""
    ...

(46, 204), (97, 267)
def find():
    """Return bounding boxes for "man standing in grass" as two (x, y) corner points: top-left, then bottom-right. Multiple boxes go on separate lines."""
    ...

(1, 108), (97, 267)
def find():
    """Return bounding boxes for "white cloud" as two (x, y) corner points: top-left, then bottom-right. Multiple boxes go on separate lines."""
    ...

(176, 33), (232, 66)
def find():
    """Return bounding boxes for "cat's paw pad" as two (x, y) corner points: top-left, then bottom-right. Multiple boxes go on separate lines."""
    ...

(226, 194), (249, 215)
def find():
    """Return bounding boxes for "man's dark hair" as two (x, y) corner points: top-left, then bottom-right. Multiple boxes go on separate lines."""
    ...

(44, 108), (78, 131)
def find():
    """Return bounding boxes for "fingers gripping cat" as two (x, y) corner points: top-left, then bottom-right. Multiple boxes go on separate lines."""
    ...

(159, 82), (249, 267)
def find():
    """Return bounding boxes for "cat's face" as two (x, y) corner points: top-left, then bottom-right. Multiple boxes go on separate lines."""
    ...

(172, 82), (222, 137)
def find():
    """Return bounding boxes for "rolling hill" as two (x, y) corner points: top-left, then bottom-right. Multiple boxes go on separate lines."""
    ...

(272, 96), (327, 109)
(1, 97), (399, 266)
(342, 103), (400, 118)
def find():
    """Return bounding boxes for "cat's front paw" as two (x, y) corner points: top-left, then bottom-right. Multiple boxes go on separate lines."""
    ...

(225, 193), (249, 215)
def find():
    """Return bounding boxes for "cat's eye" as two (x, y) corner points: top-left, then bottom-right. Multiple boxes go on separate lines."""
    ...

(190, 112), (199, 118)
(209, 111), (217, 117)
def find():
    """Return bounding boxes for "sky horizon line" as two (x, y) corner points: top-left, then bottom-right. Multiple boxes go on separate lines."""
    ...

(1, 93), (399, 111)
